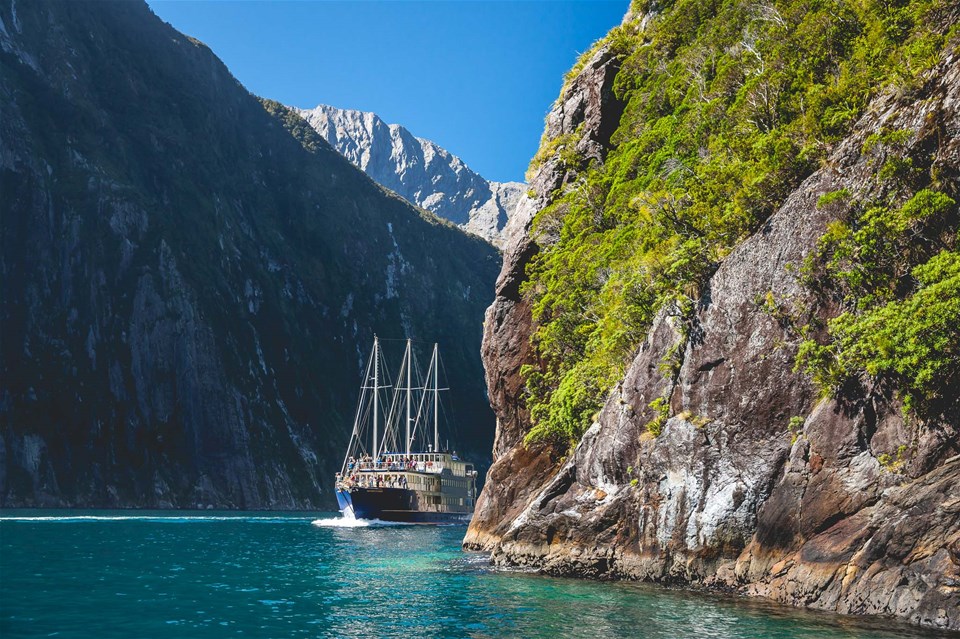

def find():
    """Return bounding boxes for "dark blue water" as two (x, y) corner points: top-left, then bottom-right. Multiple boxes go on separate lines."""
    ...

(0, 511), (951, 638)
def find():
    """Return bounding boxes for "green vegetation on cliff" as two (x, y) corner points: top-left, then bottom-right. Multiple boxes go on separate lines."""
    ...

(796, 188), (958, 413)
(521, 0), (958, 444)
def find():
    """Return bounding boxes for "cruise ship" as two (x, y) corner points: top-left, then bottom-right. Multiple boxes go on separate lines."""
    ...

(334, 336), (477, 523)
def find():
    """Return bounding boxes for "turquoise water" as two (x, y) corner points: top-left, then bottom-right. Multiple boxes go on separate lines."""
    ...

(0, 511), (951, 638)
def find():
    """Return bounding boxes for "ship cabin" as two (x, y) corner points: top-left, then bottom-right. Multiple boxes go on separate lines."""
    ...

(338, 451), (477, 513)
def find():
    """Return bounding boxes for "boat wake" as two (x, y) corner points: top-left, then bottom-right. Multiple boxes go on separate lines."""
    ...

(311, 517), (413, 528)
(0, 515), (312, 523)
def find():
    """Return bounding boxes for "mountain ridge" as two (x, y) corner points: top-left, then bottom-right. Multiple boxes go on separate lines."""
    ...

(297, 103), (526, 247)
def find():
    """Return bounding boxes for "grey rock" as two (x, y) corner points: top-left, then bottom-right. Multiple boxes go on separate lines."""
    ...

(298, 104), (525, 247)
(466, 43), (627, 549)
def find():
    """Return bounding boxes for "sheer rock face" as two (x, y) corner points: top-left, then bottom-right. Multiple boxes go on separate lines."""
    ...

(0, 0), (499, 508)
(466, 44), (626, 550)
(297, 104), (524, 247)
(466, 26), (960, 632)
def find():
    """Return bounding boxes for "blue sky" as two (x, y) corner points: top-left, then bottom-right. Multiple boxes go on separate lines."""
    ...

(146, 1), (626, 183)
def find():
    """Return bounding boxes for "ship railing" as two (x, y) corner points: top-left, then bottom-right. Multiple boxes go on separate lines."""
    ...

(347, 460), (445, 474)
(337, 474), (410, 489)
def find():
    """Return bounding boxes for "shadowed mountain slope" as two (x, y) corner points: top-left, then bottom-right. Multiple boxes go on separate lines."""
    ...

(0, 0), (499, 508)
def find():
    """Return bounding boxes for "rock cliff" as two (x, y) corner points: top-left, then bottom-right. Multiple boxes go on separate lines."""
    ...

(297, 104), (524, 247)
(466, 9), (960, 633)
(0, 0), (499, 508)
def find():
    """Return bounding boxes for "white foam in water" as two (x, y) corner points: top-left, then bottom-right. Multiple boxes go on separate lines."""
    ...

(0, 513), (416, 526)
(311, 516), (413, 528)
(0, 515), (313, 523)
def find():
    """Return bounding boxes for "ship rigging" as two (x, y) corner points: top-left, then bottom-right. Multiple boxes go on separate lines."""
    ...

(334, 336), (477, 523)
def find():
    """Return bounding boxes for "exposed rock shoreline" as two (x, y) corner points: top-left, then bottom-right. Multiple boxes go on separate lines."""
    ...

(465, 26), (960, 634)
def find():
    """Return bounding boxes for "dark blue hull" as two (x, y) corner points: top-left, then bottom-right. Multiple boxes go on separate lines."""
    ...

(336, 487), (471, 524)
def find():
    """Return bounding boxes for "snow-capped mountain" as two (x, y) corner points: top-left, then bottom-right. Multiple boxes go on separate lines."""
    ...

(297, 104), (525, 247)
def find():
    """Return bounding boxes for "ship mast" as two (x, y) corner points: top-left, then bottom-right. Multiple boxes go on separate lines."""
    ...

(340, 341), (376, 476)
(432, 342), (439, 452)
(405, 338), (412, 456)
(372, 335), (379, 460)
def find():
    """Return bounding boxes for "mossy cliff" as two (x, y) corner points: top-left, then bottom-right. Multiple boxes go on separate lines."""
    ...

(466, 0), (959, 630)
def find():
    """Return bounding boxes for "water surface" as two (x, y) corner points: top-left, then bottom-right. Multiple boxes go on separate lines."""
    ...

(0, 510), (951, 638)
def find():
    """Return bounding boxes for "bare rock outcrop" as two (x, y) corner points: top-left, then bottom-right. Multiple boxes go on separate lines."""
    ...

(466, 45), (627, 548)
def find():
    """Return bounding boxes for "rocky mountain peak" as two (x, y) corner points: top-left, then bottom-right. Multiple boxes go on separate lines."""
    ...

(297, 104), (526, 247)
